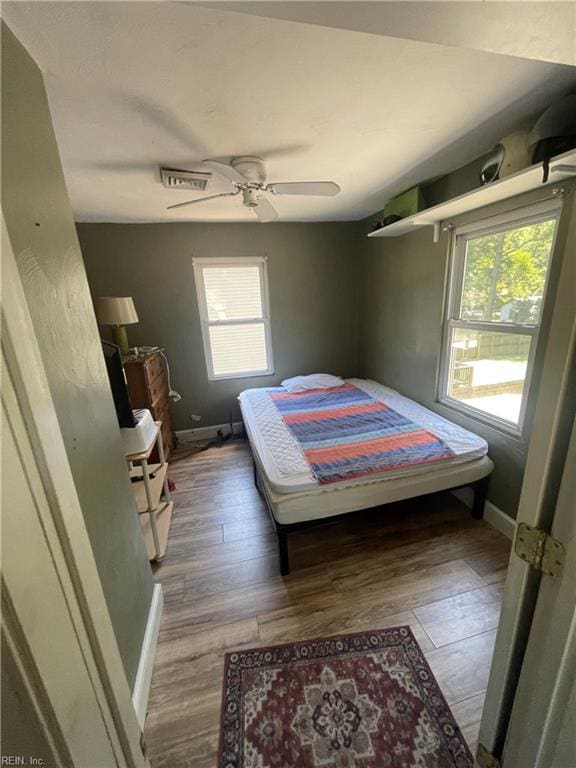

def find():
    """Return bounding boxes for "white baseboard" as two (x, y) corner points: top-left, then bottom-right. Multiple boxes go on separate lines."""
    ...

(132, 583), (163, 729)
(176, 420), (243, 442)
(451, 488), (515, 540)
(484, 501), (516, 540)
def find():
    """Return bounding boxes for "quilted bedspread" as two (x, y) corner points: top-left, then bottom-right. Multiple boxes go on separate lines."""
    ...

(269, 383), (456, 485)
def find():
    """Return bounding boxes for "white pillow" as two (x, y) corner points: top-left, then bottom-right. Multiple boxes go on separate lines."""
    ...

(281, 374), (345, 393)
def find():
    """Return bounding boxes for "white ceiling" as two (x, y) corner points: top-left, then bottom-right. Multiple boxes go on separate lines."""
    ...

(3, 2), (575, 223)
(206, 2), (576, 66)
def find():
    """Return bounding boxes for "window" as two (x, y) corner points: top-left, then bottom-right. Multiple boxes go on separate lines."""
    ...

(193, 256), (273, 380)
(439, 200), (560, 432)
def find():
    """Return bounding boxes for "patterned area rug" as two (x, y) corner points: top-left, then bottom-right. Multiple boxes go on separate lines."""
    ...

(218, 627), (473, 768)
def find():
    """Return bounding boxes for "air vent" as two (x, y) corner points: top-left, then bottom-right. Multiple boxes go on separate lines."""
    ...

(160, 168), (211, 191)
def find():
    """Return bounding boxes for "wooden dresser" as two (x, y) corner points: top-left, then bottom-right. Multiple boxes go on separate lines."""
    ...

(123, 351), (175, 462)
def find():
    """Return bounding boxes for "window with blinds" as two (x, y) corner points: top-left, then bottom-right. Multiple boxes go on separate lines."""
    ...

(193, 257), (273, 380)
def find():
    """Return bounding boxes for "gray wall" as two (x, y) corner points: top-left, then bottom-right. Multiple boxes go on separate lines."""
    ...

(77, 178), (574, 518)
(357, 183), (576, 517)
(1, 23), (153, 688)
(78, 222), (360, 428)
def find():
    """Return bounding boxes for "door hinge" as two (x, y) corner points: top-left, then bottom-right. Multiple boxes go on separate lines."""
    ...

(477, 743), (502, 768)
(514, 522), (565, 577)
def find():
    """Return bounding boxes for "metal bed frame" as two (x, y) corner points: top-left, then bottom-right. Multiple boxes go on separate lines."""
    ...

(251, 450), (490, 575)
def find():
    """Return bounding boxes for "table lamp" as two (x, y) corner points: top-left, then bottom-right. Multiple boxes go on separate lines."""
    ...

(95, 296), (139, 355)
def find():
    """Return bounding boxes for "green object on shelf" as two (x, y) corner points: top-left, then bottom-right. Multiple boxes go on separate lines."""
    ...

(383, 185), (426, 220)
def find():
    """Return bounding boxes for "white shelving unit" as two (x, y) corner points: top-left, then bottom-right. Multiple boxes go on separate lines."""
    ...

(368, 150), (576, 242)
(126, 421), (173, 562)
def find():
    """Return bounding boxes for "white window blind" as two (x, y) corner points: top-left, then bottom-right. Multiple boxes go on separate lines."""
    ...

(193, 257), (273, 380)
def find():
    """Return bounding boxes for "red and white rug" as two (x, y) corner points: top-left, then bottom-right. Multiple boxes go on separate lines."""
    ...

(218, 626), (473, 768)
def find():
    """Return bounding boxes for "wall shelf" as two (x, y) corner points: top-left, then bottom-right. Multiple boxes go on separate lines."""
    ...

(368, 150), (576, 242)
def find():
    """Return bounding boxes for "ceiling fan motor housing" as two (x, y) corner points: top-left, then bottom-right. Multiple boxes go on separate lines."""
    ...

(231, 156), (266, 184)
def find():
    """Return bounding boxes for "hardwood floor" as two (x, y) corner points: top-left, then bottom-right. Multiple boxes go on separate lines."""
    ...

(145, 440), (511, 767)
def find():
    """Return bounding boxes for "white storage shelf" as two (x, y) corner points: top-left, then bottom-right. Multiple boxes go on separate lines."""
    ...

(126, 421), (173, 562)
(368, 150), (576, 241)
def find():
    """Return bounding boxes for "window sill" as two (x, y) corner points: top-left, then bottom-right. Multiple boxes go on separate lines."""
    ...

(437, 395), (523, 439)
(208, 369), (275, 382)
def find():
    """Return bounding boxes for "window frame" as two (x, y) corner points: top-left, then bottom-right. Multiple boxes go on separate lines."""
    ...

(193, 255), (274, 381)
(438, 198), (562, 436)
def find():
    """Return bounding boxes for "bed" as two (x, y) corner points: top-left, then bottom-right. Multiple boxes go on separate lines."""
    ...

(239, 378), (494, 574)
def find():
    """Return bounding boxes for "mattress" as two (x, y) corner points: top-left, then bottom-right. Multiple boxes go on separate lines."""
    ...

(260, 455), (494, 526)
(239, 378), (489, 494)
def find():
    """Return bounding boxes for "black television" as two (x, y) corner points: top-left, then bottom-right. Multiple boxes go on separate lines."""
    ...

(101, 340), (137, 428)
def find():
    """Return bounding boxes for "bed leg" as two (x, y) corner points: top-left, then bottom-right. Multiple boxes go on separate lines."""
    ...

(253, 458), (264, 499)
(277, 529), (290, 576)
(472, 476), (489, 520)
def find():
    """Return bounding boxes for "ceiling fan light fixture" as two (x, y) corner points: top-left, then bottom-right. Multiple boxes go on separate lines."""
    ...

(242, 188), (259, 208)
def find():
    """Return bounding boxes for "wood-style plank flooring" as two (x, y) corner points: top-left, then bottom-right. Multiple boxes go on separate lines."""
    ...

(145, 440), (510, 767)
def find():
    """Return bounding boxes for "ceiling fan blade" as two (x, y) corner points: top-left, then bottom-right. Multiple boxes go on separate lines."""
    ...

(167, 190), (240, 210)
(267, 181), (340, 197)
(203, 159), (246, 184)
(254, 196), (278, 223)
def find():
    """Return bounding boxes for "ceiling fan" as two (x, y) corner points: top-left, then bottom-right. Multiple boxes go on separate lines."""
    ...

(166, 156), (341, 222)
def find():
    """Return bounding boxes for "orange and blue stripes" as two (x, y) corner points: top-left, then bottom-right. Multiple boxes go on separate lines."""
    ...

(270, 383), (455, 484)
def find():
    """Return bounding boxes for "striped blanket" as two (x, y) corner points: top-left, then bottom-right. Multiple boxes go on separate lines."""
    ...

(269, 383), (456, 485)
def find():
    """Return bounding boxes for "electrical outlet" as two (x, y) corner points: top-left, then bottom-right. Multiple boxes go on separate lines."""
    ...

(189, 413), (202, 422)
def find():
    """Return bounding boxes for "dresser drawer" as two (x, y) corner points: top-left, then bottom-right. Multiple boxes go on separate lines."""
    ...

(143, 352), (165, 388)
(161, 419), (174, 454)
(123, 351), (165, 408)
(155, 399), (172, 426)
(148, 367), (168, 406)
(150, 397), (169, 421)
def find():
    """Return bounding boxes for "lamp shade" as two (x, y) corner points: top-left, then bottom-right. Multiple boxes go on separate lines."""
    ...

(95, 296), (139, 326)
